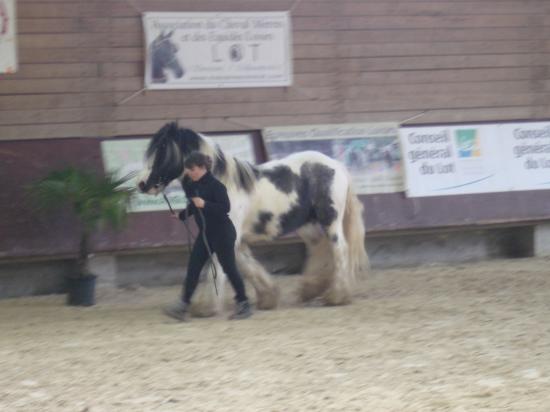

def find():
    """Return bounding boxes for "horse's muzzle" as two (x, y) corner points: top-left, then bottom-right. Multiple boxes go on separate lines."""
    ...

(138, 180), (147, 192)
(138, 180), (162, 194)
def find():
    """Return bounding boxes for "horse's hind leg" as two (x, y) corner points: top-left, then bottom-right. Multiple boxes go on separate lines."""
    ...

(236, 244), (279, 310)
(297, 225), (334, 302)
(322, 220), (352, 306)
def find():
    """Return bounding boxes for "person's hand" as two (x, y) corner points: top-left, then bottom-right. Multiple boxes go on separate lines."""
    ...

(170, 212), (179, 219)
(191, 197), (205, 208)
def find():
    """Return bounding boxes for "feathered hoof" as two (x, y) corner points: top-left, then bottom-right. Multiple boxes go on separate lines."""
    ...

(255, 286), (279, 310)
(299, 279), (330, 303)
(322, 286), (352, 306)
(189, 285), (219, 317)
(189, 300), (218, 317)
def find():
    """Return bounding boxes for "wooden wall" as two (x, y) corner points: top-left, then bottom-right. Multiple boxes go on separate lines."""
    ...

(2, 0), (550, 141)
(2, 135), (550, 260)
(2, 0), (550, 260)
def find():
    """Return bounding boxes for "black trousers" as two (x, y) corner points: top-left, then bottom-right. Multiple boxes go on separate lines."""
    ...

(182, 228), (248, 305)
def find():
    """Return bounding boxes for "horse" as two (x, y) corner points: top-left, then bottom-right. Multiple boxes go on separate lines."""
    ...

(138, 122), (369, 315)
(150, 31), (184, 83)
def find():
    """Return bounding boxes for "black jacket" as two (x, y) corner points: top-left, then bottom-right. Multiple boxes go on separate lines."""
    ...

(179, 172), (235, 240)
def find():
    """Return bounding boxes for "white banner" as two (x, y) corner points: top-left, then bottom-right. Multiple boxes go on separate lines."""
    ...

(263, 123), (404, 194)
(499, 122), (550, 191)
(143, 12), (292, 89)
(400, 125), (507, 197)
(101, 133), (256, 212)
(0, 0), (17, 74)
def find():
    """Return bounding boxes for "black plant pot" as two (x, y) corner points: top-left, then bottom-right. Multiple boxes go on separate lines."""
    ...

(66, 275), (97, 306)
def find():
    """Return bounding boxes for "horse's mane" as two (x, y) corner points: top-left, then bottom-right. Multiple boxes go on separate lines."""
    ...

(147, 123), (201, 157)
(148, 122), (257, 193)
(200, 135), (257, 193)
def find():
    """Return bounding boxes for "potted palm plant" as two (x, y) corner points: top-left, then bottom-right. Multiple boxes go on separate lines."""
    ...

(30, 167), (134, 306)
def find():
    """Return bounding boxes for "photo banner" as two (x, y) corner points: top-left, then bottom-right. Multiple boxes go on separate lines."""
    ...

(263, 123), (403, 194)
(0, 0), (17, 74)
(101, 133), (256, 213)
(143, 12), (292, 89)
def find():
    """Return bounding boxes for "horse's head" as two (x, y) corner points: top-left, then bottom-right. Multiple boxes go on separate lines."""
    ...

(151, 31), (184, 82)
(138, 122), (202, 194)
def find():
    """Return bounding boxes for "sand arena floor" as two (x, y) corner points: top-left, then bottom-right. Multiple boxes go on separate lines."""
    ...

(1, 257), (550, 411)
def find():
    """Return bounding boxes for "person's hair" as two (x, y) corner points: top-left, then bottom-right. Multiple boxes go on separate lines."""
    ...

(184, 151), (212, 171)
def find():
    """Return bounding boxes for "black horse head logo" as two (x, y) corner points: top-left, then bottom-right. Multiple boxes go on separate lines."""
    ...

(230, 44), (243, 62)
(0, 0), (9, 35)
(150, 31), (185, 84)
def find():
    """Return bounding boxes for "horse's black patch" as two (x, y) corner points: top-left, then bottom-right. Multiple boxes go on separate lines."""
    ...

(252, 166), (261, 179)
(213, 146), (227, 177)
(279, 205), (311, 235)
(261, 165), (297, 194)
(331, 234), (338, 243)
(278, 162), (338, 234)
(277, 162), (337, 235)
(278, 172), (311, 235)
(176, 127), (202, 155)
(253, 211), (274, 235)
(235, 159), (255, 193)
(303, 162), (337, 227)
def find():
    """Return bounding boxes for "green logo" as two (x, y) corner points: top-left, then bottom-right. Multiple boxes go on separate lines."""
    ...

(455, 129), (480, 158)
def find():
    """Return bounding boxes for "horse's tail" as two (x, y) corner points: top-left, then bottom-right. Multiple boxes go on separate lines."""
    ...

(343, 183), (369, 282)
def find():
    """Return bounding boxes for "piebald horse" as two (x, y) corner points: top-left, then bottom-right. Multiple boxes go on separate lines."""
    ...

(138, 122), (368, 315)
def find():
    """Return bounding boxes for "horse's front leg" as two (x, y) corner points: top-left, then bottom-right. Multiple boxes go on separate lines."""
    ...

(189, 257), (225, 317)
(230, 203), (279, 310)
(235, 243), (279, 310)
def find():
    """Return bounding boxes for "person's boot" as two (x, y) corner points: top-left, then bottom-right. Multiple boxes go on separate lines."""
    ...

(229, 300), (252, 320)
(163, 300), (188, 321)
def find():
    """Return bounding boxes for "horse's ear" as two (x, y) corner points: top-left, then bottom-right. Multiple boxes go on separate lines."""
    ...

(167, 30), (174, 38)
(168, 121), (179, 136)
(160, 30), (166, 39)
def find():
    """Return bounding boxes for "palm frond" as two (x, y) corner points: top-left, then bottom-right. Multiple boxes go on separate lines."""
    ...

(29, 167), (135, 232)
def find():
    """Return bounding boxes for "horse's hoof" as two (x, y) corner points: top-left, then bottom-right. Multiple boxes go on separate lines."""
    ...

(299, 279), (330, 303)
(299, 286), (319, 303)
(256, 286), (279, 310)
(189, 302), (217, 318)
(322, 287), (352, 306)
